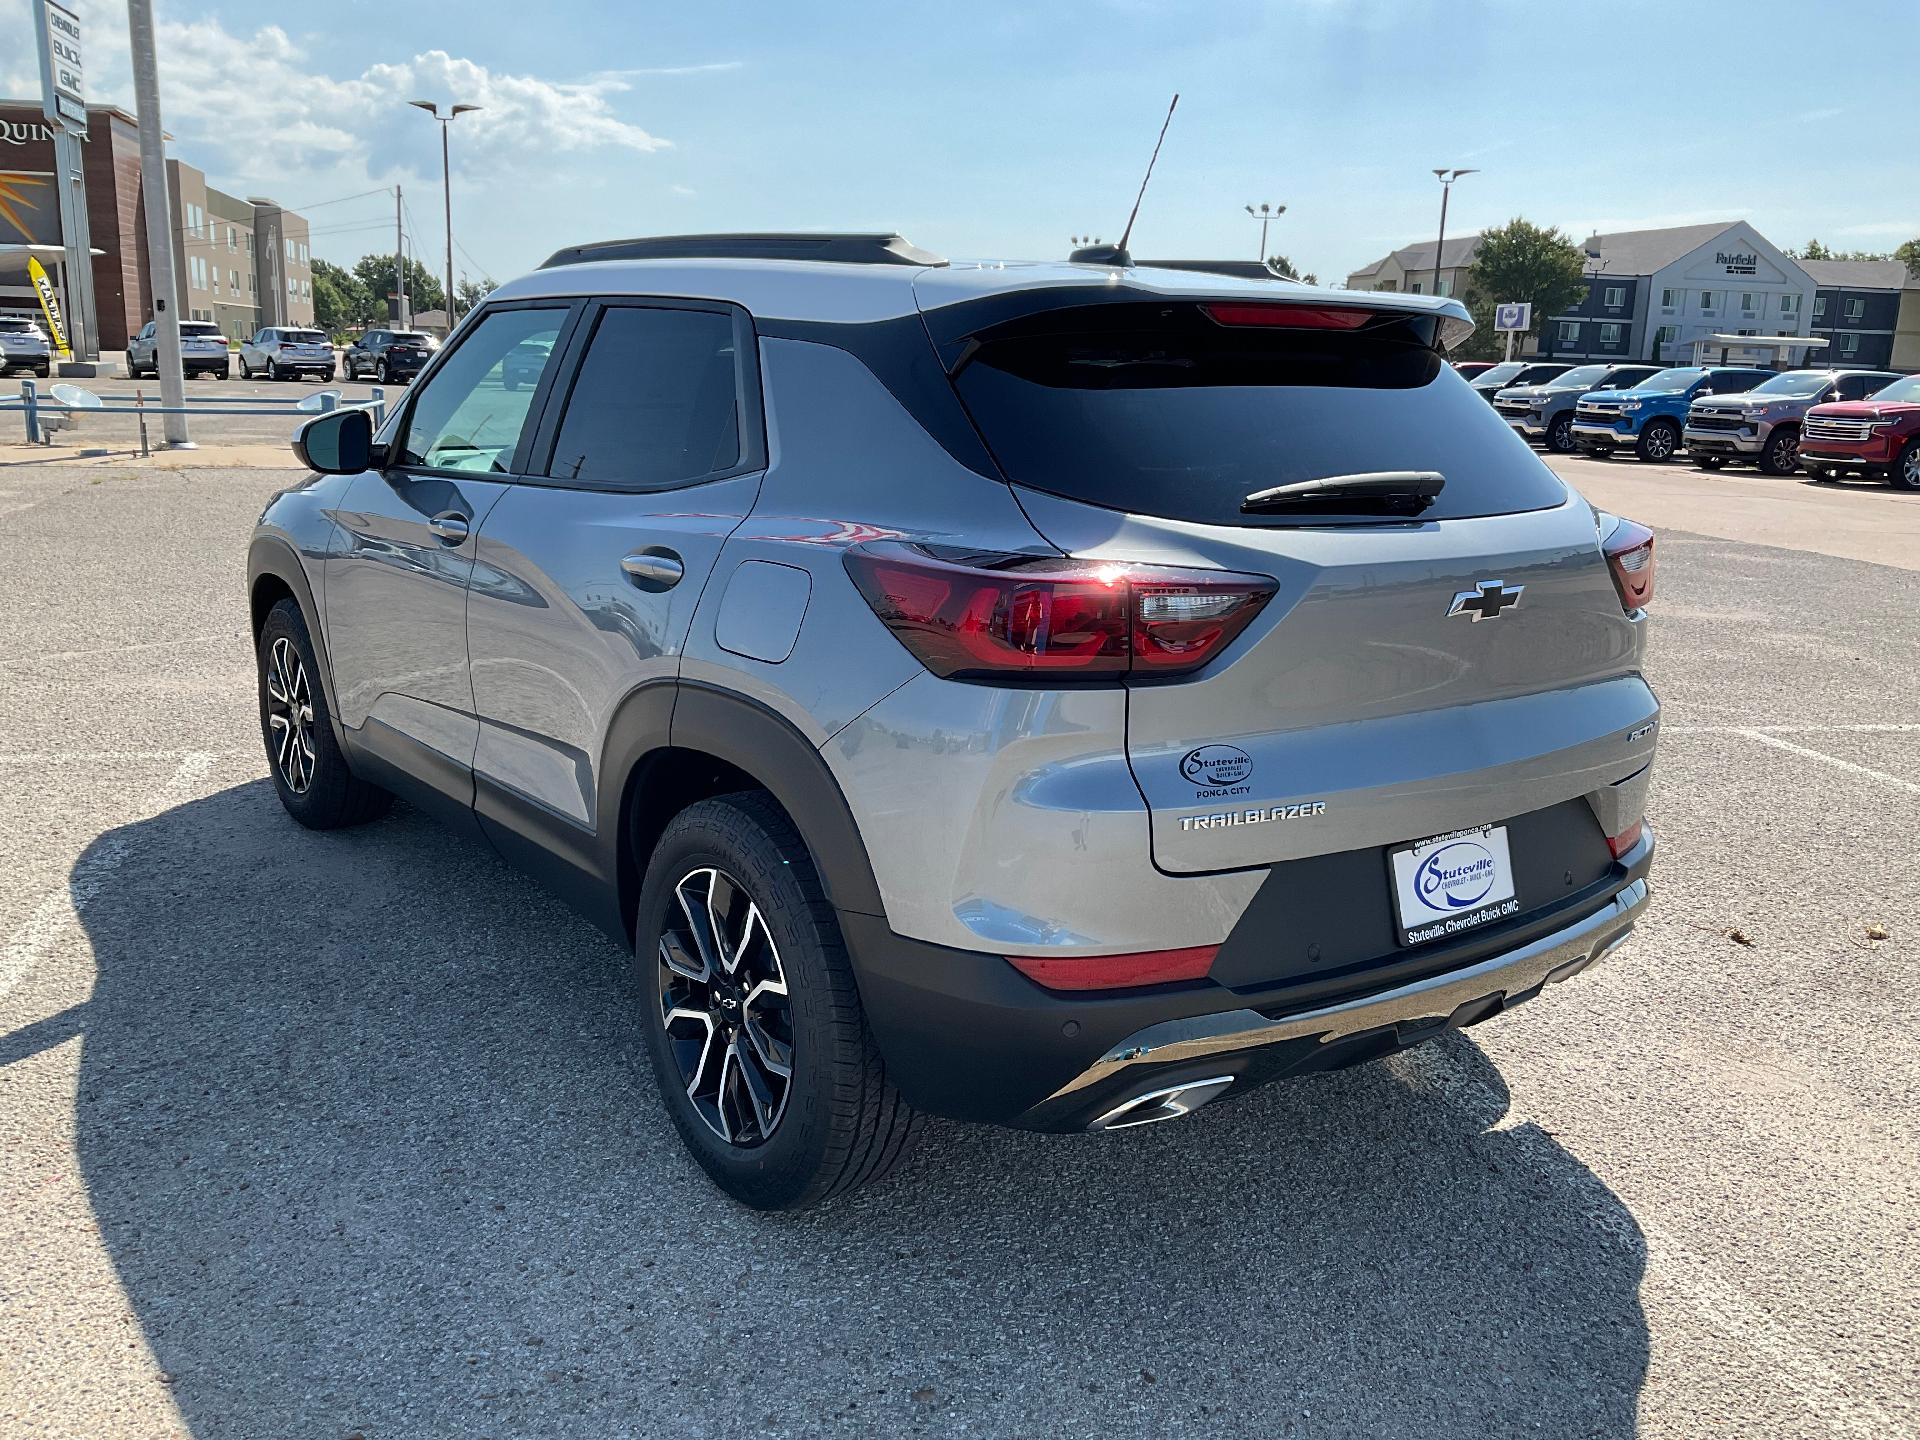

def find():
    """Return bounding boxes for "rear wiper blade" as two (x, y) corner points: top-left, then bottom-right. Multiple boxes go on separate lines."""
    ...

(1240, 470), (1445, 516)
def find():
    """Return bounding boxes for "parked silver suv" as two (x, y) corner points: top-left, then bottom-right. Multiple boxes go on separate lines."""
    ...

(240, 326), (336, 382)
(127, 318), (230, 379)
(252, 233), (1660, 1209)
(0, 314), (52, 377)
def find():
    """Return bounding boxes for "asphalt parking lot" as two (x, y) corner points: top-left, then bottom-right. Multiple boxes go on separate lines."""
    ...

(2, 439), (1916, 1438)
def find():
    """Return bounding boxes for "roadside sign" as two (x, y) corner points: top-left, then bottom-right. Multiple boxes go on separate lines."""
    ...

(1494, 302), (1532, 333)
(35, 0), (87, 135)
(27, 254), (72, 357)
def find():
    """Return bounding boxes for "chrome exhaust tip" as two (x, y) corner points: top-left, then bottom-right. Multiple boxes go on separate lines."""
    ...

(1088, 1075), (1233, 1132)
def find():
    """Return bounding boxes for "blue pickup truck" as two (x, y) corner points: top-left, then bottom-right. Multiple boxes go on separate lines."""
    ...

(1571, 365), (1775, 462)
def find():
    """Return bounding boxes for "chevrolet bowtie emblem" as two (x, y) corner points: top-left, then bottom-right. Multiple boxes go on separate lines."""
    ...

(1448, 579), (1525, 622)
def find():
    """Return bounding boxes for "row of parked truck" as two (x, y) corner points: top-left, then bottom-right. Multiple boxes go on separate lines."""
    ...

(1457, 358), (1920, 489)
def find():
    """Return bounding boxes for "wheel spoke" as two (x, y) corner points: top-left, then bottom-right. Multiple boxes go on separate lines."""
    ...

(673, 870), (723, 979)
(658, 932), (706, 984)
(730, 1033), (782, 1131)
(667, 1006), (718, 1093)
(707, 872), (743, 974)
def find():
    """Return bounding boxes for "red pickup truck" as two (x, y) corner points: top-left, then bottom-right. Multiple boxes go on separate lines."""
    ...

(1802, 373), (1920, 488)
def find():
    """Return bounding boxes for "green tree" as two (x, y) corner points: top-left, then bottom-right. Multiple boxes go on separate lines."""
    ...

(1266, 254), (1319, 285)
(1788, 238), (1892, 262)
(456, 276), (497, 311)
(311, 257), (376, 336)
(1457, 218), (1588, 361)
(351, 254), (446, 320)
(1897, 238), (1920, 278)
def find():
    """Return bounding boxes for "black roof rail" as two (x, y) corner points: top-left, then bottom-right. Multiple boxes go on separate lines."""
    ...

(539, 232), (947, 270)
(1138, 259), (1299, 282)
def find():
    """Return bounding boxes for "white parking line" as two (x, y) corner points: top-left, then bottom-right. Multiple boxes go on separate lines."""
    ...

(0, 751), (216, 1007)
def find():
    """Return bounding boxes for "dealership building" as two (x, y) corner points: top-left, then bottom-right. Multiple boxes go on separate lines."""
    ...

(1347, 219), (1920, 371)
(0, 101), (313, 352)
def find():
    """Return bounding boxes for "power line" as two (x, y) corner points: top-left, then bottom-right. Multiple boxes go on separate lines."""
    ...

(279, 185), (395, 214)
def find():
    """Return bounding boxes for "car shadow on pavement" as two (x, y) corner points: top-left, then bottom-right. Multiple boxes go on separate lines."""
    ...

(59, 782), (1650, 1439)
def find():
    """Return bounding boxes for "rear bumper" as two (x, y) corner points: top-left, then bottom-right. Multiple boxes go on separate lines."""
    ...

(184, 356), (231, 373)
(848, 829), (1654, 1131)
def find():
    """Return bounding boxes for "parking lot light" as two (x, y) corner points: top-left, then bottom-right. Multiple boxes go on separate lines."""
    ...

(409, 100), (483, 332)
(1430, 168), (1477, 297)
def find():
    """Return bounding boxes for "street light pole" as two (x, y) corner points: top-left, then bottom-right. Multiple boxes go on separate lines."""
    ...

(1244, 202), (1285, 263)
(127, 0), (189, 446)
(1430, 168), (1477, 296)
(410, 100), (481, 331)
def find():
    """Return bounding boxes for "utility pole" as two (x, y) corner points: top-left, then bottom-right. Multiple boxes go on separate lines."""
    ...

(1429, 168), (1477, 297)
(1244, 202), (1285, 264)
(394, 185), (409, 327)
(127, 0), (188, 445)
(409, 100), (481, 331)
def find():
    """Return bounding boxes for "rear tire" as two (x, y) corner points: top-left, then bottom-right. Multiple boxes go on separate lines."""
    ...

(256, 599), (392, 830)
(375, 358), (389, 384)
(1892, 439), (1920, 492)
(1635, 419), (1681, 463)
(1759, 426), (1800, 476)
(635, 793), (918, 1210)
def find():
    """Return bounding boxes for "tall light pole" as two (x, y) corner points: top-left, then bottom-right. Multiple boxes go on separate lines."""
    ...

(128, 0), (189, 446)
(1430, 168), (1477, 296)
(409, 100), (481, 331)
(1245, 202), (1285, 263)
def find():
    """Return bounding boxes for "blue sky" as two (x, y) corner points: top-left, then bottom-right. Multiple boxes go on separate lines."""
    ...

(5, 0), (1917, 287)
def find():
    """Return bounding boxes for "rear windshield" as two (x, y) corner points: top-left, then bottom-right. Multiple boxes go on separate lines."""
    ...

(951, 302), (1568, 526)
(180, 322), (222, 337)
(283, 330), (327, 344)
(389, 332), (431, 345)
(0, 318), (37, 333)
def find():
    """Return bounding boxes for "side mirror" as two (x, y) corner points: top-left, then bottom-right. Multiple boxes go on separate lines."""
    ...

(293, 406), (377, 474)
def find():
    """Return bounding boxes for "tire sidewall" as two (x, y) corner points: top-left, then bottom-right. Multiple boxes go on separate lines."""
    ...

(1894, 440), (1920, 492)
(257, 600), (344, 824)
(634, 800), (846, 1208)
(1762, 426), (1799, 474)
(1547, 412), (1574, 453)
(1637, 420), (1678, 462)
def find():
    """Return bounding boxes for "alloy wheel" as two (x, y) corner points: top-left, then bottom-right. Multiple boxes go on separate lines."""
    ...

(1902, 447), (1920, 489)
(657, 866), (794, 1146)
(1644, 425), (1675, 460)
(264, 636), (317, 794)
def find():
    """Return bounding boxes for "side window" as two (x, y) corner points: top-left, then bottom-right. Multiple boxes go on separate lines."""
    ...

(545, 306), (742, 489)
(395, 307), (567, 473)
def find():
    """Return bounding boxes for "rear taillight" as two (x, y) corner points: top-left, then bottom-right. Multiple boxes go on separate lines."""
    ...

(1005, 945), (1218, 992)
(1605, 819), (1644, 859)
(1602, 517), (1656, 612)
(843, 543), (1275, 681)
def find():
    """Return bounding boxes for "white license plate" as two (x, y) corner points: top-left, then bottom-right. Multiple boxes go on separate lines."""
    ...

(1390, 824), (1519, 945)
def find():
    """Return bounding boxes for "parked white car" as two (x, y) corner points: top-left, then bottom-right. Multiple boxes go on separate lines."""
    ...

(240, 327), (336, 382)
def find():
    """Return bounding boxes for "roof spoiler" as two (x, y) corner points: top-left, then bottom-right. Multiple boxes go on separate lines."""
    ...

(539, 232), (947, 269)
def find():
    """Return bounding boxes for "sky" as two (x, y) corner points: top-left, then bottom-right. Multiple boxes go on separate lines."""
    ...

(3, 0), (1917, 290)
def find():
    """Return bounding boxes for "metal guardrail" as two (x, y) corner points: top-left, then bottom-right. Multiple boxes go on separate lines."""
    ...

(2, 378), (388, 452)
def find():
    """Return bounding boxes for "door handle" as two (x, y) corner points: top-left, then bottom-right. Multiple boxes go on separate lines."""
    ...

(428, 512), (470, 545)
(621, 548), (684, 591)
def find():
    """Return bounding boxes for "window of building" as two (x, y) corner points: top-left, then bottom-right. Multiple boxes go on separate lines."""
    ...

(1740, 293), (1758, 315)
(228, 226), (236, 251)
(1813, 294), (1828, 320)
(1779, 293), (1800, 315)
(1434, 278), (1450, 298)
(1660, 288), (1679, 310)
(1599, 323), (1622, 346)
(1839, 332), (1859, 356)
(1655, 324), (1679, 349)
(1409, 282), (1423, 294)
(1603, 286), (1625, 309)
(1699, 291), (1718, 313)
(1844, 296), (1865, 321)
(299, 243), (309, 265)
(1558, 321), (1581, 346)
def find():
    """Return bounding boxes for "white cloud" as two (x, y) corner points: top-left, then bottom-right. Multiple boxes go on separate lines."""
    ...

(591, 62), (746, 79)
(671, 184), (697, 196)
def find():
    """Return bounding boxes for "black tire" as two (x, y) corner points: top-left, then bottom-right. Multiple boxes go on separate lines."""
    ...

(1892, 439), (1920, 492)
(124, 351), (135, 377)
(375, 358), (389, 384)
(256, 599), (392, 830)
(1545, 412), (1575, 454)
(271, 364), (286, 382)
(1758, 425), (1800, 476)
(34, 363), (50, 378)
(1580, 445), (1614, 460)
(635, 793), (918, 1210)
(219, 363), (230, 380)
(1694, 455), (1726, 470)
(1635, 419), (1681, 463)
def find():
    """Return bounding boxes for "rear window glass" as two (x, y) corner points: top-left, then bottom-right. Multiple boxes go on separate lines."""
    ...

(950, 303), (1568, 526)
(283, 330), (327, 344)
(388, 333), (431, 344)
(180, 322), (222, 337)
(0, 318), (36, 333)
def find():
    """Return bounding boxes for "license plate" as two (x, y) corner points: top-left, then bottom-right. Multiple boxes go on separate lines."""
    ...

(1390, 824), (1519, 946)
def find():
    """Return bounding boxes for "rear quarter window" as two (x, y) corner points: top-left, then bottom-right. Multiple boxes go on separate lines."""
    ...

(949, 302), (1568, 526)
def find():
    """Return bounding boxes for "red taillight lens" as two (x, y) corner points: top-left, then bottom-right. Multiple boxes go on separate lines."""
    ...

(844, 543), (1275, 681)
(1605, 819), (1644, 859)
(1202, 302), (1373, 330)
(1603, 517), (1656, 612)
(1005, 945), (1218, 992)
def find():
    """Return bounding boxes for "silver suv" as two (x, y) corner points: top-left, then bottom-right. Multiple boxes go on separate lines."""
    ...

(0, 314), (51, 377)
(240, 326), (336, 382)
(252, 233), (1660, 1209)
(128, 318), (230, 379)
